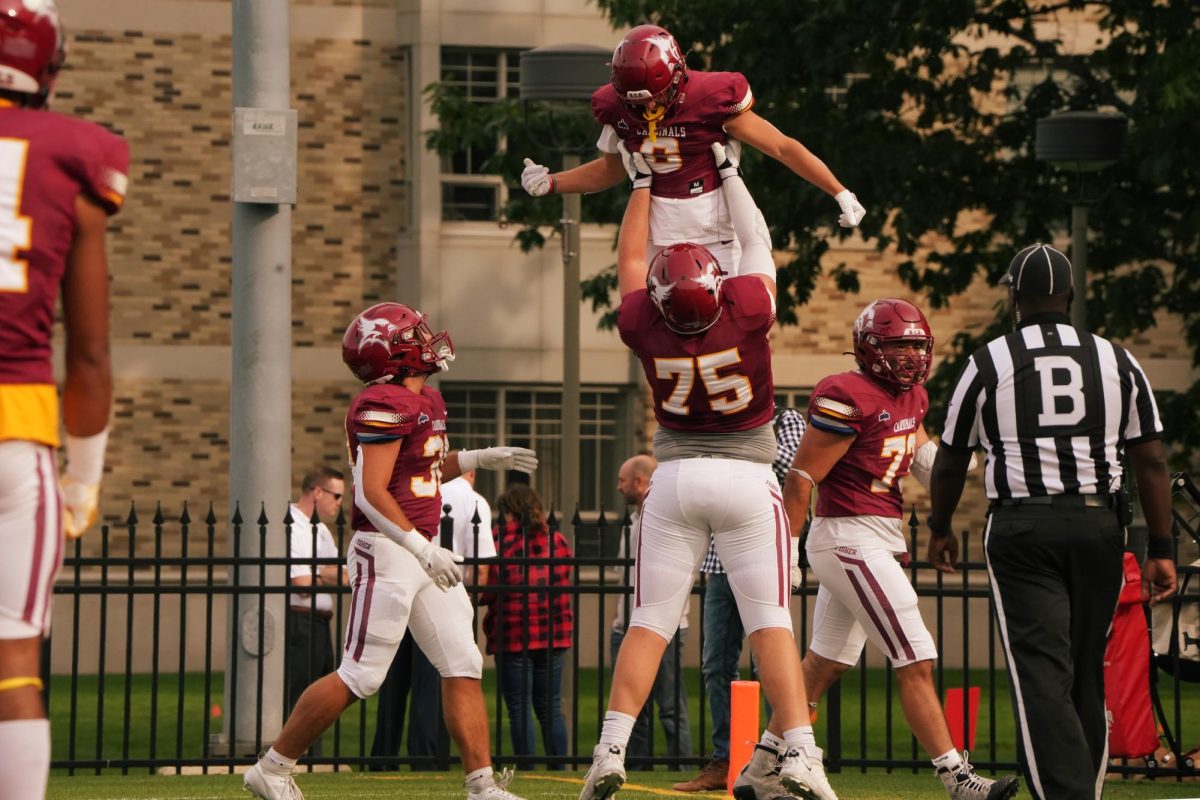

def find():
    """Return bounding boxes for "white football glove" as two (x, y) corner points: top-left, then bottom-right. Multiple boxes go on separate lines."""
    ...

(521, 158), (554, 197)
(790, 535), (803, 593)
(61, 475), (100, 539)
(834, 190), (866, 228)
(711, 141), (742, 181)
(397, 530), (463, 591)
(458, 446), (539, 474)
(616, 140), (653, 190)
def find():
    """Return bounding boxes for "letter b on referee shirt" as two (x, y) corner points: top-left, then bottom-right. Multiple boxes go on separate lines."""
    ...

(1034, 356), (1086, 427)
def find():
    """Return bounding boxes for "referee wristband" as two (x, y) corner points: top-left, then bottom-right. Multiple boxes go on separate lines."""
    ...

(1146, 535), (1174, 560)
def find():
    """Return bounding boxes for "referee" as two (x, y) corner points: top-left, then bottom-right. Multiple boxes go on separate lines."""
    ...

(924, 243), (1178, 800)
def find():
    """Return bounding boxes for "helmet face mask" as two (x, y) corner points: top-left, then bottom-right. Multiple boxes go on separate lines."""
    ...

(646, 243), (724, 335)
(0, 0), (65, 109)
(610, 24), (687, 118)
(342, 303), (455, 384)
(853, 299), (934, 390)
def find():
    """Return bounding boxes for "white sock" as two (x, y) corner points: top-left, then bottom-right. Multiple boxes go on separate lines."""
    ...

(263, 746), (297, 773)
(465, 766), (493, 791)
(0, 719), (49, 800)
(932, 748), (964, 772)
(782, 725), (816, 752)
(598, 710), (636, 748)
(760, 730), (786, 751)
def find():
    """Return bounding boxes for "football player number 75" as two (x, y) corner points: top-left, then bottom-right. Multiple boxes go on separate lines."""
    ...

(872, 433), (917, 493)
(655, 349), (752, 416)
(0, 139), (32, 293)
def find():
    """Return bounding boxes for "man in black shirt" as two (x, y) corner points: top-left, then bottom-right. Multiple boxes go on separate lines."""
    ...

(926, 243), (1177, 800)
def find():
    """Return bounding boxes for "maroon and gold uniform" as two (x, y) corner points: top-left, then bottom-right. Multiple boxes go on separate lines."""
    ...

(807, 371), (929, 520)
(345, 383), (449, 540)
(594, 70), (753, 246)
(617, 275), (774, 433)
(0, 106), (128, 447)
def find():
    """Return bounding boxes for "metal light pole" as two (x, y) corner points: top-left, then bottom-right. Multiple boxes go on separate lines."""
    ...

(227, 0), (298, 754)
(1035, 111), (1127, 330)
(519, 45), (609, 537)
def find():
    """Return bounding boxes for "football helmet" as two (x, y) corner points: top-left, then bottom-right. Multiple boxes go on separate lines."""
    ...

(341, 303), (454, 383)
(853, 298), (934, 390)
(611, 24), (687, 117)
(647, 243), (724, 335)
(0, 0), (65, 109)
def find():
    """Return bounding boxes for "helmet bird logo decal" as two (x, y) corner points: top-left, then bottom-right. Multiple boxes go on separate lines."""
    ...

(357, 316), (395, 351)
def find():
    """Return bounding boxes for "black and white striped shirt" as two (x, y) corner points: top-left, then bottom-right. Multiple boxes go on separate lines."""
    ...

(941, 312), (1163, 499)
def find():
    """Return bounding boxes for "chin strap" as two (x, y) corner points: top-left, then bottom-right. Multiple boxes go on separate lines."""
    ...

(642, 105), (666, 142)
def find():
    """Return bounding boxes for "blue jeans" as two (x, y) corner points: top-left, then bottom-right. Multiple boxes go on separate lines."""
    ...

(497, 648), (568, 769)
(611, 626), (693, 769)
(702, 572), (745, 761)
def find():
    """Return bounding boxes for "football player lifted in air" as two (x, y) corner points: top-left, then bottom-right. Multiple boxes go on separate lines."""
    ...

(781, 300), (1019, 800)
(521, 24), (864, 271)
(0, 2), (128, 797)
(577, 141), (838, 800)
(245, 305), (537, 800)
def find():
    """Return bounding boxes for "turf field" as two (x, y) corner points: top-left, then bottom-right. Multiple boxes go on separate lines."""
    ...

(45, 768), (1200, 799)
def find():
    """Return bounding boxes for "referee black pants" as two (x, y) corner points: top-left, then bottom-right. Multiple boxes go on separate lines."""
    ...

(984, 500), (1124, 800)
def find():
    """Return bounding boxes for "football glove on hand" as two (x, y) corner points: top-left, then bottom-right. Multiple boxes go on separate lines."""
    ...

(61, 476), (100, 539)
(616, 141), (653, 190)
(711, 141), (742, 181)
(834, 190), (866, 228)
(521, 158), (554, 197)
(458, 446), (539, 474)
(397, 530), (463, 591)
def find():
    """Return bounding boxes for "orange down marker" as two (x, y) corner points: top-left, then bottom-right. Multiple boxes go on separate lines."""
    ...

(727, 680), (761, 793)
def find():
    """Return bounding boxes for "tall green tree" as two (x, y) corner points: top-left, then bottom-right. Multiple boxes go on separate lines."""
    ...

(429, 0), (1200, 466)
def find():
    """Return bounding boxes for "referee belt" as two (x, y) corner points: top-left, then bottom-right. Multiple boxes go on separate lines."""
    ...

(288, 605), (333, 621)
(990, 494), (1116, 511)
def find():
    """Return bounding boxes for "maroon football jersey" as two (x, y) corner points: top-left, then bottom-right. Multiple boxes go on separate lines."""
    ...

(592, 70), (753, 201)
(617, 276), (775, 433)
(346, 383), (450, 540)
(808, 371), (929, 519)
(0, 107), (128, 387)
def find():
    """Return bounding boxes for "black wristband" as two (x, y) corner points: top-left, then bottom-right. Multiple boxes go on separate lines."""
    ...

(927, 516), (953, 537)
(1146, 535), (1174, 560)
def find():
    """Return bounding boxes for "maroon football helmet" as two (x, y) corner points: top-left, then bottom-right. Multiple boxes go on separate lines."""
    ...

(647, 243), (724, 335)
(610, 24), (687, 117)
(342, 303), (454, 383)
(853, 299), (934, 390)
(0, 0), (65, 109)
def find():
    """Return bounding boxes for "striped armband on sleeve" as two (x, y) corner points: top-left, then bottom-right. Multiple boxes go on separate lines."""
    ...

(808, 396), (860, 436)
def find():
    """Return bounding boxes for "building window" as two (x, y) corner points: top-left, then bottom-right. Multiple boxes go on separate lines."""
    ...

(440, 383), (635, 521)
(774, 388), (812, 415)
(439, 48), (523, 222)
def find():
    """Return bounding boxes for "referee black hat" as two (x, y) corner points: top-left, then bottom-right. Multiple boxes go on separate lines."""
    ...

(1000, 243), (1073, 295)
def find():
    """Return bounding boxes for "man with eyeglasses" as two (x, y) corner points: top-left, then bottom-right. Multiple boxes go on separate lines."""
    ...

(286, 466), (349, 720)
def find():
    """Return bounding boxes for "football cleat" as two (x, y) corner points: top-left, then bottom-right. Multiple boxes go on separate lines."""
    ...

(579, 743), (626, 800)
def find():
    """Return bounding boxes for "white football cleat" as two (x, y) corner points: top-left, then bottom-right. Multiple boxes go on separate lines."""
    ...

(467, 767), (527, 800)
(777, 745), (838, 800)
(733, 743), (803, 800)
(243, 761), (304, 800)
(578, 743), (626, 800)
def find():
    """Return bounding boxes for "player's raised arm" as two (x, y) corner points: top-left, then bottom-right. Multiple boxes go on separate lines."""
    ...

(616, 142), (653, 297)
(712, 143), (775, 299)
(521, 151), (626, 197)
(724, 111), (865, 229)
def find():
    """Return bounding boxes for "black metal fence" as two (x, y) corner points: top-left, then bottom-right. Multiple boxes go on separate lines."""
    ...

(45, 479), (1200, 779)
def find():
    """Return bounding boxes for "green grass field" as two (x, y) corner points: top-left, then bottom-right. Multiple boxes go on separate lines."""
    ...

(45, 768), (1200, 799)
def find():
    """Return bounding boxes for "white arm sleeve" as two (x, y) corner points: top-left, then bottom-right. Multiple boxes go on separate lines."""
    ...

(351, 449), (421, 549)
(720, 173), (774, 280)
(596, 123), (620, 155)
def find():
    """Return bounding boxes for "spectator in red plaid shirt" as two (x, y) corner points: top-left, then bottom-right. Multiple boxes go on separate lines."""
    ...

(481, 485), (575, 769)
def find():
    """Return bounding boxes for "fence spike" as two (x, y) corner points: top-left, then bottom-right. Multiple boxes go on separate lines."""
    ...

(205, 502), (217, 526)
(908, 504), (919, 530)
(257, 502), (269, 527)
(547, 507), (558, 531)
(470, 504), (481, 525)
(231, 502), (243, 526)
(571, 505), (582, 527)
(335, 505), (346, 526)
(125, 501), (138, 526)
(621, 508), (632, 529)
(179, 501), (191, 525)
(153, 502), (165, 526)
(596, 505), (608, 530)
(283, 505), (295, 526)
